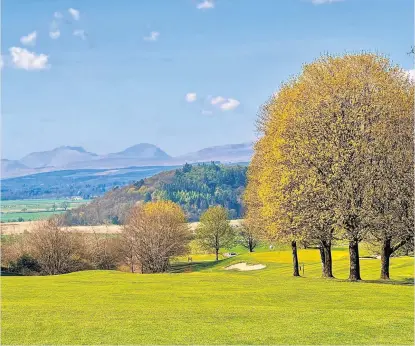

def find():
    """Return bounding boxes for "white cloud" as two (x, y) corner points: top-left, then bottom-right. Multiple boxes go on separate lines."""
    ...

(49, 30), (61, 39)
(197, 0), (215, 9)
(185, 93), (197, 102)
(219, 98), (240, 111)
(144, 31), (160, 41)
(54, 11), (63, 19)
(68, 8), (80, 21)
(20, 31), (37, 46)
(211, 96), (226, 105)
(311, 0), (343, 4)
(9, 47), (49, 70)
(73, 29), (87, 40)
(210, 95), (240, 111)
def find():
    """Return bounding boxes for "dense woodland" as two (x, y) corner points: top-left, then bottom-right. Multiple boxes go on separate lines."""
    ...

(62, 163), (247, 225)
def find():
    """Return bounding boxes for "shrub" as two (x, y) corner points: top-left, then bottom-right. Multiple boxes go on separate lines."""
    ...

(29, 219), (84, 275)
(9, 254), (41, 275)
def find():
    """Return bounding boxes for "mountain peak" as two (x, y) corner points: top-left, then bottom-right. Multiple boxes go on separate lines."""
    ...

(20, 146), (98, 169)
(177, 142), (253, 163)
(57, 146), (88, 153)
(112, 143), (171, 159)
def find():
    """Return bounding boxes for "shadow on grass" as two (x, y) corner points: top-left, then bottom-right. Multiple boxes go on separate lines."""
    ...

(333, 277), (414, 286)
(361, 277), (414, 286)
(0, 271), (23, 276)
(169, 260), (224, 273)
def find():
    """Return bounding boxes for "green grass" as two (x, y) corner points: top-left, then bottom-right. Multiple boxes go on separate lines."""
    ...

(0, 199), (87, 222)
(0, 211), (66, 222)
(2, 248), (413, 345)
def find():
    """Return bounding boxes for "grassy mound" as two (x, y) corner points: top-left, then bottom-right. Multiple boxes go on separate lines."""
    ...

(2, 247), (413, 345)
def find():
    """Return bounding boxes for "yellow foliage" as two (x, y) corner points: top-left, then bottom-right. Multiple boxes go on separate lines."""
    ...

(141, 200), (187, 223)
(245, 53), (414, 245)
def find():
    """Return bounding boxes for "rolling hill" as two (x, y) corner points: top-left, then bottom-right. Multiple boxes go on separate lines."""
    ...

(62, 162), (247, 225)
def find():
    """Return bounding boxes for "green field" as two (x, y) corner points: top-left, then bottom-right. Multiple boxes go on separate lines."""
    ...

(2, 247), (413, 345)
(0, 199), (87, 222)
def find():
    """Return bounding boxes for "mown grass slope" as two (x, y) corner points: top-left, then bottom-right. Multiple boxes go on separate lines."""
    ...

(2, 248), (413, 345)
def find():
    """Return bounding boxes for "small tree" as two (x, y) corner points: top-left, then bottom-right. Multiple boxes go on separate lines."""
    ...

(85, 228), (121, 270)
(61, 201), (70, 211)
(29, 219), (82, 275)
(119, 226), (140, 273)
(144, 192), (152, 203)
(196, 206), (235, 261)
(122, 201), (190, 273)
(182, 163), (192, 173)
(237, 221), (259, 252)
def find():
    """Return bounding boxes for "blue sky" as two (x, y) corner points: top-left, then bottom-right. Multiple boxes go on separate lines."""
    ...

(1, 0), (413, 159)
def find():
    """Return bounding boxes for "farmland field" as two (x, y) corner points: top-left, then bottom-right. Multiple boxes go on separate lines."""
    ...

(0, 219), (243, 235)
(0, 199), (87, 222)
(2, 246), (413, 345)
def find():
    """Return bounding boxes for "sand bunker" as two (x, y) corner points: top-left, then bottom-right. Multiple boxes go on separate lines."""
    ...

(225, 262), (266, 271)
(360, 256), (381, 260)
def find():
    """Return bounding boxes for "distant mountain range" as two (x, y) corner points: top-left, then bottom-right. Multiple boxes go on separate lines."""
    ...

(1, 143), (253, 179)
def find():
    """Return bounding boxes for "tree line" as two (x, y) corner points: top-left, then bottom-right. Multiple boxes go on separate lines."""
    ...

(2, 203), (252, 275)
(244, 53), (414, 281)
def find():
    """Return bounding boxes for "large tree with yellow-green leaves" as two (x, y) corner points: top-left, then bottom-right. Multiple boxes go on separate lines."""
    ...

(245, 53), (414, 281)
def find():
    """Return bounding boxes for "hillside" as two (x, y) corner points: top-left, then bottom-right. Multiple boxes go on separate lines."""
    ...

(62, 162), (247, 225)
(1, 159), (32, 178)
(1, 166), (178, 200)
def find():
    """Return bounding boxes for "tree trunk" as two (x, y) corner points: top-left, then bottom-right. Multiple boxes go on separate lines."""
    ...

(215, 248), (219, 261)
(348, 239), (361, 281)
(380, 237), (392, 280)
(319, 244), (325, 273)
(320, 240), (334, 278)
(291, 241), (300, 277)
